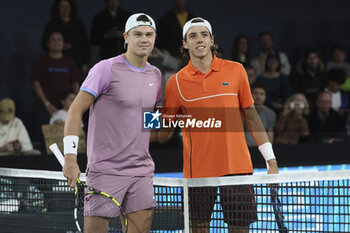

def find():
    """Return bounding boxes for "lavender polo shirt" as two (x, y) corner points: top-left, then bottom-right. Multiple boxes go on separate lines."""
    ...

(81, 55), (162, 177)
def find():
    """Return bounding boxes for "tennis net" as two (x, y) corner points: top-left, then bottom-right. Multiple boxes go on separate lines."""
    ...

(0, 167), (349, 232)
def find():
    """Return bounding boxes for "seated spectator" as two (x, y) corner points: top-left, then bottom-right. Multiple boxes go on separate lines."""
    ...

(251, 31), (291, 76)
(292, 49), (327, 105)
(90, 0), (131, 59)
(274, 93), (309, 144)
(0, 98), (33, 153)
(256, 51), (293, 112)
(308, 91), (347, 143)
(231, 35), (251, 66)
(42, 0), (90, 75)
(325, 68), (348, 113)
(49, 90), (83, 127)
(245, 83), (276, 146)
(326, 45), (350, 92)
(244, 64), (257, 86)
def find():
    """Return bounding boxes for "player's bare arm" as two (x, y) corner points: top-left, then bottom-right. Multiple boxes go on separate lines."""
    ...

(63, 90), (95, 187)
(243, 104), (279, 174)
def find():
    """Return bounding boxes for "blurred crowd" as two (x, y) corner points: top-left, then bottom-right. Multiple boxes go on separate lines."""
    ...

(1, 0), (349, 154)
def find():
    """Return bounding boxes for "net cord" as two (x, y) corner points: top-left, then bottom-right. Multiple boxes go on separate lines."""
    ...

(1, 167), (350, 187)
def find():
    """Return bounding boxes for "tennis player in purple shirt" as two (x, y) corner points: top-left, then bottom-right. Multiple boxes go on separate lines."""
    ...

(62, 13), (162, 232)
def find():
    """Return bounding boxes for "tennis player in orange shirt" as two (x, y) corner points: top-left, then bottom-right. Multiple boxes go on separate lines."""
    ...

(162, 17), (279, 233)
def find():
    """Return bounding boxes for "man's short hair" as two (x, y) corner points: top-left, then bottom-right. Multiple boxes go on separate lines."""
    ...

(251, 83), (267, 94)
(59, 89), (75, 102)
(258, 31), (273, 41)
(244, 63), (254, 70)
(327, 68), (347, 85)
(332, 44), (345, 54)
(316, 91), (331, 102)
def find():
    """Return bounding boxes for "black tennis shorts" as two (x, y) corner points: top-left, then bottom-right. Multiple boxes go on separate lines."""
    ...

(189, 175), (258, 226)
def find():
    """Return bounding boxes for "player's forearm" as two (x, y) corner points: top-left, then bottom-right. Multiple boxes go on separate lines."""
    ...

(267, 129), (274, 143)
(243, 106), (270, 146)
(64, 91), (94, 136)
(64, 108), (83, 136)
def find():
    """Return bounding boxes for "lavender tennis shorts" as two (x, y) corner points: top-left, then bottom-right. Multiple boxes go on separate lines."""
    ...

(84, 171), (156, 218)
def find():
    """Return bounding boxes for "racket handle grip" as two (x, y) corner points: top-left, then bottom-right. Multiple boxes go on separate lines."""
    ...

(49, 143), (65, 167)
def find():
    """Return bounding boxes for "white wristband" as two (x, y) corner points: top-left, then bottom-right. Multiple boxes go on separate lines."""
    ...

(63, 135), (79, 155)
(258, 142), (276, 162)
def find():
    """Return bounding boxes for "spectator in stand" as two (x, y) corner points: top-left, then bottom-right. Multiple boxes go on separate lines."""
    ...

(245, 83), (276, 146)
(157, 0), (195, 63)
(42, 0), (90, 76)
(251, 31), (291, 76)
(325, 68), (348, 113)
(308, 91), (347, 143)
(256, 51), (293, 112)
(291, 49), (327, 105)
(148, 47), (179, 104)
(231, 35), (251, 66)
(0, 98), (33, 153)
(274, 93), (309, 144)
(326, 45), (350, 92)
(90, 0), (131, 59)
(32, 31), (80, 124)
(244, 64), (257, 86)
(49, 89), (83, 128)
(213, 43), (224, 58)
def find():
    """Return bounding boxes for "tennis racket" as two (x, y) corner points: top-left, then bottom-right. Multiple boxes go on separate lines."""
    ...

(270, 185), (288, 233)
(49, 143), (128, 233)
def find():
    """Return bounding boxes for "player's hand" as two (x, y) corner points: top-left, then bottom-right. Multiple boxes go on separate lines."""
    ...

(63, 154), (81, 188)
(267, 159), (279, 175)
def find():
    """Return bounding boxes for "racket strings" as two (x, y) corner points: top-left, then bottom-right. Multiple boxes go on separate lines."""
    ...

(75, 186), (125, 232)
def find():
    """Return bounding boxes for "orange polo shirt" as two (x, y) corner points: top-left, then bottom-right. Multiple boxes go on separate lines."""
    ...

(162, 55), (254, 178)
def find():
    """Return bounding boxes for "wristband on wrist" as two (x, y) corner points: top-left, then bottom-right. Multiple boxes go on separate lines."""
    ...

(258, 142), (276, 169)
(44, 101), (51, 107)
(63, 135), (79, 155)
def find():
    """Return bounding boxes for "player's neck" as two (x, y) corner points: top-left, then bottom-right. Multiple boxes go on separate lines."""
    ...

(190, 53), (213, 74)
(124, 52), (147, 69)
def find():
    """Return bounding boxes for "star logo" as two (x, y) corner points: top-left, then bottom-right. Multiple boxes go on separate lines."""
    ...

(150, 110), (161, 122)
(143, 110), (161, 129)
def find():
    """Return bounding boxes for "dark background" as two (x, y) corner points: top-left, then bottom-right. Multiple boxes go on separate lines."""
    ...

(0, 0), (349, 170)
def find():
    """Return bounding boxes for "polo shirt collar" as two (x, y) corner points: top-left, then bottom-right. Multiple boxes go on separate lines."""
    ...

(186, 55), (221, 75)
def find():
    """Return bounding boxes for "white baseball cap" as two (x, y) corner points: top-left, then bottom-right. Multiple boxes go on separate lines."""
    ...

(125, 13), (156, 33)
(183, 17), (212, 39)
